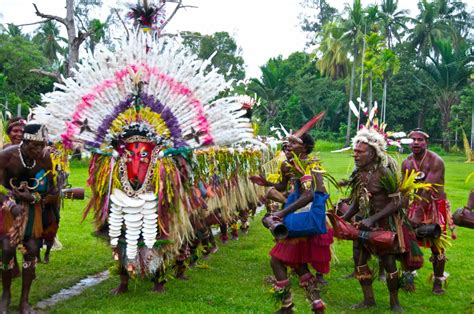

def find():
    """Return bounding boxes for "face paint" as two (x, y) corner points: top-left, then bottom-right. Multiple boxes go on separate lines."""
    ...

(125, 141), (156, 186)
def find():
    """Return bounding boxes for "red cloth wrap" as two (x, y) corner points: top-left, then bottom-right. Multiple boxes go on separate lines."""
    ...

(408, 199), (452, 232)
(270, 228), (333, 274)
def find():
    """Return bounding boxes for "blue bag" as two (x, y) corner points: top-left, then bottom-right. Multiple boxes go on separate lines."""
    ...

(283, 188), (329, 238)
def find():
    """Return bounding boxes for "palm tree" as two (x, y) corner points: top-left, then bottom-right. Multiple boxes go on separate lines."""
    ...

(33, 20), (65, 64)
(379, 0), (410, 49)
(317, 21), (350, 80)
(3, 24), (25, 38)
(248, 57), (290, 130)
(417, 39), (473, 151)
(342, 0), (365, 145)
(380, 48), (400, 122)
(409, 0), (452, 58)
(377, 0), (407, 122)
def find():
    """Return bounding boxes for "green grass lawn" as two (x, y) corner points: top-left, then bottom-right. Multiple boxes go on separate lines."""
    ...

(4, 152), (473, 313)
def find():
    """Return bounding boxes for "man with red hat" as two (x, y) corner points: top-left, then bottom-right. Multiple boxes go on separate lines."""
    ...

(401, 128), (456, 294)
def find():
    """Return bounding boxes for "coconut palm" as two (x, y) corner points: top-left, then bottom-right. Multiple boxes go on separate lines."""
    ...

(248, 58), (290, 130)
(342, 0), (366, 144)
(409, 0), (452, 58)
(33, 20), (65, 64)
(417, 39), (473, 151)
(379, 0), (410, 49)
(317, 21), (350, 80)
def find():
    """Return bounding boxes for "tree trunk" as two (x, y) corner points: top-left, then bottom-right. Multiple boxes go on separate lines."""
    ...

(382, 74), (387, 123)
(345, 58), (356, 146)
(368, 75), (373, 114)
(441, 111), (450, 152)
(65, 0), (78, 78)
(438, 94), (453, 152)
(471, 99), (474, 150)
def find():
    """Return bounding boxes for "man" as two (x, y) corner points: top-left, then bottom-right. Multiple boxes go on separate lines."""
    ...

(3, 117), (26, 147)
(342, 127), (405, 312)
(253, 132), (331, 314)
(2, 117), (26, 277)
(0, 123), (57, 313)
(401, 128), (455, 294)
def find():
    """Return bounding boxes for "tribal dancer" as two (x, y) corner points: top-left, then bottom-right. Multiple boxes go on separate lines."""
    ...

(0, 123), (57, 313)
(401, 128), (456, 294)
(3, 117), (26, 148)
(253, 113), (332, 314)
(1, 117), (26, 278)
(33, 28), (260, 293)
(340, 123), (423, 312)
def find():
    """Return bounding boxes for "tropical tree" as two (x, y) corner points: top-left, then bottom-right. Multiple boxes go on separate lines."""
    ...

(32, 20), (65, 64)
(379, 48), (400, 122)
(341, 0), (366, 144)
(409, 0), (455, 58)
(1, 24), (26, 38)
(416, 39), (473, 151)
(181, 31), (246, 82)
(362, 32), (385, 113)
(299, 0), (338, 45)
(0, 33), (54, 112)
(248, 57), (291, 131)
(379, 0), (409, 49)
(317, 21), (350, 80)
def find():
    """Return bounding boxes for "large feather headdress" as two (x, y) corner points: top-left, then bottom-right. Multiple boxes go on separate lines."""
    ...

(35, 31), (255, 151)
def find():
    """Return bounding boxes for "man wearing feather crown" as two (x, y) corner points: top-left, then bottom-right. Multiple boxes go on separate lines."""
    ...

(341, 125), (415, 313)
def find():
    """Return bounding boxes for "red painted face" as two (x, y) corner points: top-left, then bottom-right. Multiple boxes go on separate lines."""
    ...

(125, 142), (155, 186)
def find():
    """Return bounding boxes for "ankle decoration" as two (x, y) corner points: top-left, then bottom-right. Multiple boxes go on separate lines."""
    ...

(299, 273), (315, 287)
(429, 254), (448, 263)
(22, 259), (37, 269)
(271, 279), (292, 308)
(312, 299), (326, 311)
(274, 279), (290, 289)
(0, 258), (15, 270)
(356, 264), (373, 281)
(387, 271), (399, 280)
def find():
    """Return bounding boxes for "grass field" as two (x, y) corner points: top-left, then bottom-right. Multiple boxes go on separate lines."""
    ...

(4, 150), (473, 313)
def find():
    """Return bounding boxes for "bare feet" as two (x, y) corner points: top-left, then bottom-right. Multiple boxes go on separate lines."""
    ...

(209, 246), (218, 254)
(351, 300), (376, 309)
(391, 303), (404, 312)
(176, 274), (189, 281)
(43, 254), (50, 264)
(220, 235), (228, 244)
(110, 283), (128, 295)
(19, 301), (36, 314)
(315, 273), (328, 286)
(0, 294), (11, 314)
(152, 281), (166, 293)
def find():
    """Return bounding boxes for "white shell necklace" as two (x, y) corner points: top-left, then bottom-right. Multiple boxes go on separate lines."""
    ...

(18, 144), (36, 169)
